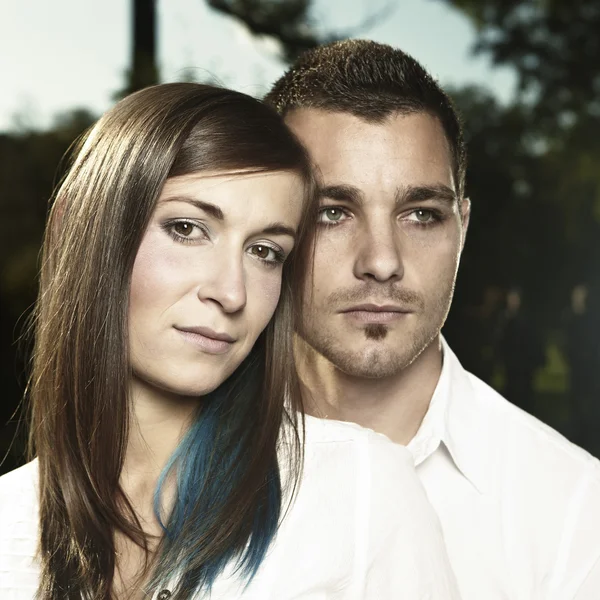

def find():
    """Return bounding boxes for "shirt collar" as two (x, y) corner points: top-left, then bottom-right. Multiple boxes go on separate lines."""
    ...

(407, 336), (490, 494)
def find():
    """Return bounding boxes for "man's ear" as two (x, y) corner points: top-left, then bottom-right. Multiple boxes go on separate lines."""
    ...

(460, 197), (471, 251)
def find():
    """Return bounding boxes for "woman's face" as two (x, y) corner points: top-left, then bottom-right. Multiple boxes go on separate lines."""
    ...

(129, 169), (305, 397)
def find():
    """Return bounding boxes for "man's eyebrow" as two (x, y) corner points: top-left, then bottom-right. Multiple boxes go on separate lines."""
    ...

(319, 184), (365, 206)
(396, 184), (457, 205)
(160, 196), (224, 220)
(320, 184), (457, 207)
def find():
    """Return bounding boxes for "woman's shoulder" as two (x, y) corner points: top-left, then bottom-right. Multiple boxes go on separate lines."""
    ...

(301, 415), (413, 463)
(0, 460), (41, 596)
(0, 459), (39, 498)
(0, 459), (39, 525)
(298, 416), (425, 510)
(302, 414), (393, 442)
(276, 417), (459, 597)
(301, 416), (436, 517)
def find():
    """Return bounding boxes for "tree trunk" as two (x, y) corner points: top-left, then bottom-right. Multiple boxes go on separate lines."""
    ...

(126, 0), (159, 94)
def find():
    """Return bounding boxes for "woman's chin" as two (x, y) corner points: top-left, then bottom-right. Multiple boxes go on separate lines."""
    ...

(131, 369), (229, 401)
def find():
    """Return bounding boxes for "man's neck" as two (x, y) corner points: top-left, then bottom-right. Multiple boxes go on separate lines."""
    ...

(296, 335), (443, 445)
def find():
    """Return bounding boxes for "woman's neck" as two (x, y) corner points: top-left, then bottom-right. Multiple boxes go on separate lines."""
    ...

(113, 379), (201, 597)
(121, 377), (200, 516)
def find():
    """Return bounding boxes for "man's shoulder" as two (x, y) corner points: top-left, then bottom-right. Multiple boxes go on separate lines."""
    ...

(465, 372), (600, 485)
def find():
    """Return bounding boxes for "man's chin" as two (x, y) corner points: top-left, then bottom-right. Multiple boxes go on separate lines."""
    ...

(311, 327), (437, 379)
(363, 323), (390, 341)
(318, 342), (409, 379)
(336, 354), (409, 379)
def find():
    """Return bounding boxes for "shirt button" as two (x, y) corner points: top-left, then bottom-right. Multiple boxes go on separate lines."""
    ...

(157, 591), (172, 600)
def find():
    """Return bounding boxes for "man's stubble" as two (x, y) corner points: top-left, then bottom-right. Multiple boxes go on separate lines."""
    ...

(299, 278), (456, 380)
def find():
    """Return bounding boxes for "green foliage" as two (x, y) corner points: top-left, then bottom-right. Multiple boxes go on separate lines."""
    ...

(449, 85), (600, 322)
(207, 0), (329, 62)
(0, 110), (96, 310)
(1, 0), (599, 462)
(207, 0), (395, 62)
(437, 0), (600, 123)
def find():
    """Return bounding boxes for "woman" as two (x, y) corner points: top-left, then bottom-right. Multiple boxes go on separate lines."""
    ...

(0, 83), (461, 599)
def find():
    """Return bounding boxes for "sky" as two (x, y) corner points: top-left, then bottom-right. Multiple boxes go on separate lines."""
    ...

(0, 0), (517, 132)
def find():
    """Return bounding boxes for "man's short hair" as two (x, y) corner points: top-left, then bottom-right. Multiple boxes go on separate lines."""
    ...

(265, 39), (467, 199)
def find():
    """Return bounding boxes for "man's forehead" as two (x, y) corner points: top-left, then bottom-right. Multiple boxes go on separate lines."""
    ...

(286, 108), (451, 155)
(285, 108), (387, 145)
(285, 108), (454, 188)
(285, 106), (370, 127)
(286, 107), (444, 135)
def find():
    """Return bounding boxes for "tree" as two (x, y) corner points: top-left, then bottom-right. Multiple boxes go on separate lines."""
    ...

(207, 0), (394, 62)
(121, 0), (159, 95)
(442, 84), (600, 399)
(0, 111), (97, 472)
(122, 0), (396, 95)
(436, 0), (600, 124)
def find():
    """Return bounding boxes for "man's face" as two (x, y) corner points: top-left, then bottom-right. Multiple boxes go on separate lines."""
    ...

(286, 109), (470, 378)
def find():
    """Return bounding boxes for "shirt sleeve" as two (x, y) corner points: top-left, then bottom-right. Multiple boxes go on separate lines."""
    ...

(360, 434), (462, 599)
(550, 460), (600, 600)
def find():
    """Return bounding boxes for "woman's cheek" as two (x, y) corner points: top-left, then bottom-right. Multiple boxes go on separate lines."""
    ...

(130, 231), (187, 307)
(254, 271), (283, 326)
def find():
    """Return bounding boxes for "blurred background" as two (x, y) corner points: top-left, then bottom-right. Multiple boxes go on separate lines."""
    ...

(1, 0), (599, 475)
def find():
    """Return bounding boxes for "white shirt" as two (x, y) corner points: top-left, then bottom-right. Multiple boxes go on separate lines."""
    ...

(408, 338), (600, 600)
(0, 416), (461, 599)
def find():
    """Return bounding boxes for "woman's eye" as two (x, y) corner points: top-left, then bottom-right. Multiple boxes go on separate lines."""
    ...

(163, 219), (206, 243)
(318, 207), (347, 224)
(252, 245), (270, 259)
(173, 222), (195, 236)
(249, 244), (285, 265)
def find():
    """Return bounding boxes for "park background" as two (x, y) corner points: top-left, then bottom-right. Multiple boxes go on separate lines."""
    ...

(1, 0), (599, 474)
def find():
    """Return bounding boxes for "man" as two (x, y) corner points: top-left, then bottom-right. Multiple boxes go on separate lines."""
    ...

(266, 40), (600, 599)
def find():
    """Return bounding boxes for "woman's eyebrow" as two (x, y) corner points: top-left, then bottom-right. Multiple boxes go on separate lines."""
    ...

(260, 223), (297, 240)
(159, 197), (296, 240)
(159, 195), (224, 220)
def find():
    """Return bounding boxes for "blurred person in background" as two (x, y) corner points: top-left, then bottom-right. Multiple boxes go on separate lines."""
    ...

(267, 39), (600, 600)
(446, 285), (504, 386)
(497, 286), (546, 415)
(565, 283), (600, 455)
(0, 83), (461, 600)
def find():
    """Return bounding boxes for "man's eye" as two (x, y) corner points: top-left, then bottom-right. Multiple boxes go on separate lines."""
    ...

(318, 207), (347, 224)
(407, 209), (439, 224)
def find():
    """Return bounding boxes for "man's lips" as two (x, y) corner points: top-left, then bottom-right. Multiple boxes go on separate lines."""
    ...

(339, 304), (412, 324)
(339, 303), (412, 314)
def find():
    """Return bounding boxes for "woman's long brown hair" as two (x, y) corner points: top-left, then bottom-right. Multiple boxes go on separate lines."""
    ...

(27, 83), (316, 599)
